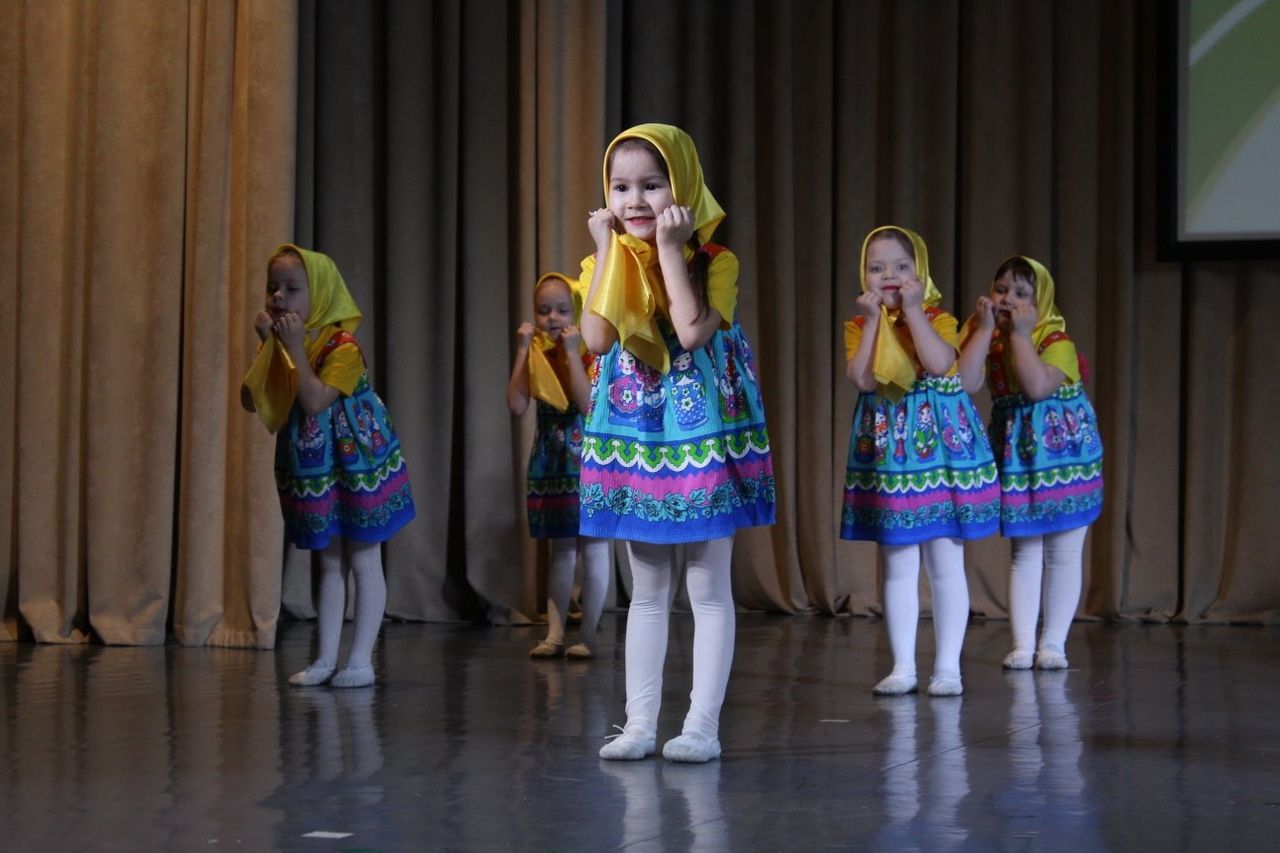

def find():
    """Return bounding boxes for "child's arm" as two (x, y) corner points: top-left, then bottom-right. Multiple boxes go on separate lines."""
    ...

(898, 278), (956, 376)
(559, 326), (593, 414)
(507, 322), (535, 416)
(846, 294), (881, 392)
(581, 210), (621, 353)
(275, 313), (340, 416)
(657, 206), (722, 350)
(1006, 304), (1065, 401)
(957, 297), (996, 393)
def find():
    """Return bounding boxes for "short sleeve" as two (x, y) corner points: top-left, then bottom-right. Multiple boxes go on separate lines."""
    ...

(843, 317), (865, 361)
(706, 249), (739, 326)
(576, 254), (595, 312)
(1040, 337), (1081, 384)
(317, 341), (364, 396)
(929, 309), (961, 351)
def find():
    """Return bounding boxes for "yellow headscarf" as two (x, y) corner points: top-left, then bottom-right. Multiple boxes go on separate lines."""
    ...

(588, 123), (725, 374)
(242, 244), (363, 432)
(1010, 255), (1067, 349)
(527, 272), (583, 413)
(847, 225), (944, 400)
(961, 255), (1069, 347)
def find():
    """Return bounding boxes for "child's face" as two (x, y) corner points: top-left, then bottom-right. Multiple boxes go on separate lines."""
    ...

(265, 255), (311, 322)
(534, 280), (574, 339)
(991, 270), (1035, 330)
(864, 236), (917, 310)
(607, 146), (675, 243)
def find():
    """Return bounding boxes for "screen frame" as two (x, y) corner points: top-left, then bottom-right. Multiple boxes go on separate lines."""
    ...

(1157, 1), (1280, 262)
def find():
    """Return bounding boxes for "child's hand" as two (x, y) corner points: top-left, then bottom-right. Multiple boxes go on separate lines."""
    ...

(899, 277), (925, 312)
(273, 312), (306, 354)
(560, 324), (582, 351)
(656, 205), (694, 250)
(253, 311), (273, 341)
(1009, 303), (1037, 337)
(588, 208), (620, 252)
(516, 321), (535, 350)
(975, 296), (996, 331)
(856, 291), (883, 320)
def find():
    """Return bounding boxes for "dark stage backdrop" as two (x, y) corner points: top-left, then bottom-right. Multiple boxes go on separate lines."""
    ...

(3, 0), (1278, 647)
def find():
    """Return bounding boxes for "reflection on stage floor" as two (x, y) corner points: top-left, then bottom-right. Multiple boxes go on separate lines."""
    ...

(1, 614), (1277, 850)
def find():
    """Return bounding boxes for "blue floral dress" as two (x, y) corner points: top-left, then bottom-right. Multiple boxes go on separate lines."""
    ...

(578, 250), (775, 544)
(275, 330), (415, 549)
(985, 331), (1104, 537)
(841, 309), (1001, 544)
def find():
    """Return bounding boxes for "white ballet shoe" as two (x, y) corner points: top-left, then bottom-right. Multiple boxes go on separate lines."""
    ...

(565, 642), (593, 659)
(288, 661), (335, 687)
(1003, 650), (1034, 670)
(662, 732), (722, 763)
(599, 722), (656, 760)
(873, 673), (918, 696)
(1036, 646), (1069, 670)
(928, 672), (964, 696)
(330, 664), (375, 688)
(529, 639), (564, 658)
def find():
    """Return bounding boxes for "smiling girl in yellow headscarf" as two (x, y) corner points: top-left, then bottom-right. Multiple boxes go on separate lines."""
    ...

(241, 244), (415, 690)
(577, 123), (775, 765)
(958, 255), (1104, 674)
(505, 272), (608, 660)
(841, 226), (1000, 700)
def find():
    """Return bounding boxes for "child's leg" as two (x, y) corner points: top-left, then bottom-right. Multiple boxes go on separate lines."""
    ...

(1037, 525), (1088, 668)
(1006, 535), (1046, 668)
(876, 543), (921, 694)
(600, 540), (672, 760)
(567, 537), (610, 656)
(331, 539), (385, 688)
(532, 537), (577, 656)
(288, 540), (346, 686)
(921, 536), (968, 694)
(665, 535), (734, 762)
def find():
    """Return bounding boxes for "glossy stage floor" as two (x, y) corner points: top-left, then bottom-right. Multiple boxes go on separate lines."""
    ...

(2, 612), (1277, 851)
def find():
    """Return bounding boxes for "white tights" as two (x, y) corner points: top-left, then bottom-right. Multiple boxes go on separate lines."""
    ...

(881, 537), (969, 678)
(622, 537), (735, 739)
(314, 538), (386, 671)
(544, 537), (609, 644)
(1008, 526), (1089, 654)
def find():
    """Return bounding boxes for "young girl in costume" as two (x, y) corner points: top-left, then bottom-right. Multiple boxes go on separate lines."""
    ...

(506, 272), (610, 659)
(242, 245), (415, 688)
(579, 124), (775, 763)
(957, 256), (1103, 670)
(842, 226), (1000, 697)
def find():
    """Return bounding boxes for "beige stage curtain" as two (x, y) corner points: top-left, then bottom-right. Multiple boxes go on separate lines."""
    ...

(5, 0), (1278, 647)
(0, 0), (296, 646)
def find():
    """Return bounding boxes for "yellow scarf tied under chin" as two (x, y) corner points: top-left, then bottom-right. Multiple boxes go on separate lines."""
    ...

(1018, 255), (1067, 351)
(528, 331), (570, 412)
(526, 272), (584, 413)
(243, 244), (362, 433)
(959, 254), (1069, 358)
(588, 233), (677, 374)
(858, 225), (945, 401)
(589, 123), (724, 375)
